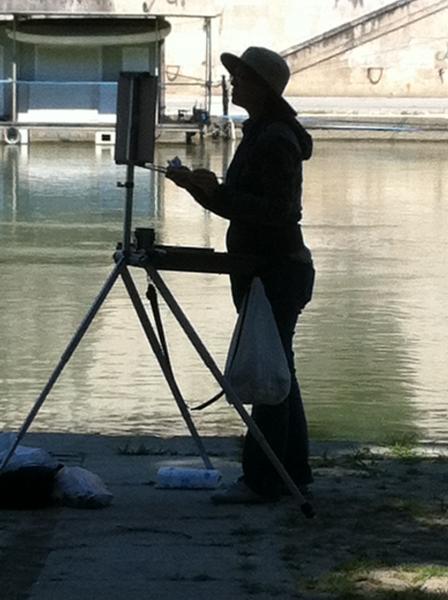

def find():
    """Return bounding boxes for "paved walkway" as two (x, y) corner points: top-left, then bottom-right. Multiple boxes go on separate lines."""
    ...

(1, 433), (303, 600)
(161, 95), (448, 141)
(2, 433), (447, 599)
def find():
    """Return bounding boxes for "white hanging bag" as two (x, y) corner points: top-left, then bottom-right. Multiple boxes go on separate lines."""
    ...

(224, 277), (291, 405)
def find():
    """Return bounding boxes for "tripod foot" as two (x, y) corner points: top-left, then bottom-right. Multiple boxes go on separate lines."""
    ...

(301, 501), (316, 519)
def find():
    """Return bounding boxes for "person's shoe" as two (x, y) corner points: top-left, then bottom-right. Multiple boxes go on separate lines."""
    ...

(211, 478), (274, 505)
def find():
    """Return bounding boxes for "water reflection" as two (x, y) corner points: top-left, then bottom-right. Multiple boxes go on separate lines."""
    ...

(302, 141), (448, 443)
(0, 140), (447, 443)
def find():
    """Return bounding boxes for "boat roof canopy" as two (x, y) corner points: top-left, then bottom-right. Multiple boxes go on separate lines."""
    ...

(6, 17), (172, 46)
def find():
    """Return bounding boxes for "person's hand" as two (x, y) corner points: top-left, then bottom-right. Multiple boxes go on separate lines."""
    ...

(166, 167), (219, 201)
(165, 165), (194, 190)
(189, 169), (219, 198)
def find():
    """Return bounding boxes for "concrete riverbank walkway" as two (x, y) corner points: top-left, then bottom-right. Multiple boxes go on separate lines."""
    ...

(1, 432), (447, 599)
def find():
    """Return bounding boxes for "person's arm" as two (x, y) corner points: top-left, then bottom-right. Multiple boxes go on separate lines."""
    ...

(196, 134), (302, 225)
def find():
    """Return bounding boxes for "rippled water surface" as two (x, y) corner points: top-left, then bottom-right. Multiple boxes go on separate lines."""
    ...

(0, 139), (447, 443)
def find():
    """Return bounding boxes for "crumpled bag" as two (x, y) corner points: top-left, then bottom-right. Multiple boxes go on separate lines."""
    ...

(52, 466), (113, 509)
(224, 277), (291, 405)
(0, 433), (61, 509)
(0, 434), (59, 473)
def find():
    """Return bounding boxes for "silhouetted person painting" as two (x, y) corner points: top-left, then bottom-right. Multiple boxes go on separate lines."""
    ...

(167, 47), (315, 503)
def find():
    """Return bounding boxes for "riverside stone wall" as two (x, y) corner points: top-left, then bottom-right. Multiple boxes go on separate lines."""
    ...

(163, 0), (448, 98)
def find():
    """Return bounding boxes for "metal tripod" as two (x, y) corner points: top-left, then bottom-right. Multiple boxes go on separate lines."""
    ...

(0, 161), (314, 518)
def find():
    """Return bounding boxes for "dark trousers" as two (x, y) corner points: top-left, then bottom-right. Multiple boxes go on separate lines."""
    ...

(230, 260), (315, 498)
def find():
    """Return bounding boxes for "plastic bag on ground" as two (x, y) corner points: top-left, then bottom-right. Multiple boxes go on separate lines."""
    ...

(52, 466), (113, 509)
(2, 446), (59, 472)
(0, 433), (61, 509)
(156, 466), (222, 489)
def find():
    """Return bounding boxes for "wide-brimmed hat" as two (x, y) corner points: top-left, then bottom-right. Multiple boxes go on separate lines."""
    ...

(220, 46), (295, 114)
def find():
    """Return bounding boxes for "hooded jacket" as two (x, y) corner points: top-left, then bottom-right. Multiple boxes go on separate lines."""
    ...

(195, 114), (313, 261)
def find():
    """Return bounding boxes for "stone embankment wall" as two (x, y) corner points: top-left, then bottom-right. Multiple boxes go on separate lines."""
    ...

(164, 0), (448, 98)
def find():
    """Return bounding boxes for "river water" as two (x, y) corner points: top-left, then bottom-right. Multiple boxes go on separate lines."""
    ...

(0, 139), (447, 443)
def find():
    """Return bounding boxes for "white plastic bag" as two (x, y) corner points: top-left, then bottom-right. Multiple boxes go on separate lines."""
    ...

(224, 277), (291, 405)
(156, 467), (222, 489)
(52, 466), (113, 509)
(0, 433), (59, 473)
(0, 433), (61, 509)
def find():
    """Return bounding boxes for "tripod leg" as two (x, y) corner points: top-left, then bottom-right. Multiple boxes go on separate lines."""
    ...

(147, 266), (314, 517)
(0, 256), (126, 472)
(120, 266), (214, 471)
